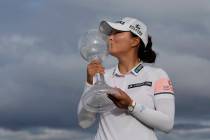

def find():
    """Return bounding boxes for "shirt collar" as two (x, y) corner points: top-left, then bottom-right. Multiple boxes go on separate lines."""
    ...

(131, 62), (144, 76)
(112, 61), (144, 77)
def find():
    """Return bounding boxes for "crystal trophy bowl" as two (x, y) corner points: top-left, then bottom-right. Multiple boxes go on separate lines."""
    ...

(78, 29), (116, 113)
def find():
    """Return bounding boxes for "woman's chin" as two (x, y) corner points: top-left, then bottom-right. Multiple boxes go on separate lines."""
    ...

(108, 51), (118, 57)
(108, 47), (120, 56)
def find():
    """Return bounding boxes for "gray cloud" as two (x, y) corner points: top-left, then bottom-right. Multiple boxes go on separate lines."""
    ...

(1, 0), (209, 58)
(154, 49), (210, 118)
(155, 49), (210, 97)
(64, 0), (210, 59)
(0, 34), (86, 129)
(0, 123), (209, 140)
(0, 128), (94, 140)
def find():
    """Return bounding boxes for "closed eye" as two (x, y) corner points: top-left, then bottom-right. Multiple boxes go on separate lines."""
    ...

(110, 30), (124, 35)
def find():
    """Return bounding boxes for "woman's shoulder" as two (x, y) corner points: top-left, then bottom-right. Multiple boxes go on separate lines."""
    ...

(143, 64), (169, 79)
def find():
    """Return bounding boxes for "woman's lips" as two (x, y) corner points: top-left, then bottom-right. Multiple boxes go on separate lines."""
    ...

(108, 43), (112, 48)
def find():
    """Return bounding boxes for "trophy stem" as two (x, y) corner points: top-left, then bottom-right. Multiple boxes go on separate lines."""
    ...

(95, 73), (105, 84)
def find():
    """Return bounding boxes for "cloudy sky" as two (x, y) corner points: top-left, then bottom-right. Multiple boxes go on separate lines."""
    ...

(0, 0), (210, 140)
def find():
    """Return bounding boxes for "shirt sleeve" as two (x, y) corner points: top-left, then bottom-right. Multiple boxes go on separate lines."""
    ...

(77, 82), (97, 128)
(130, 69), (175, 133)
(154, 69), (174, 96)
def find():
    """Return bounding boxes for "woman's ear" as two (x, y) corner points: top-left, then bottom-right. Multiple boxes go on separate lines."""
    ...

(131, 37), (140, 47)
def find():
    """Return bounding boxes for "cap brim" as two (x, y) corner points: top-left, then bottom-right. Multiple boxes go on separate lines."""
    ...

(99, 21), (129, 35)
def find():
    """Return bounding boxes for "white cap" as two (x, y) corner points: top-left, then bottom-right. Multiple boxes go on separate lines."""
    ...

(99, 17), (148, 46)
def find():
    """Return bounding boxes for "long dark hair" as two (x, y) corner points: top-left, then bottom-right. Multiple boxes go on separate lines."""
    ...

(131, 33), (156, 63)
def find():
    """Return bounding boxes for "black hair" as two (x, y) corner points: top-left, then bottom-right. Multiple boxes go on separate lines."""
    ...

(131, 33), (156, 63)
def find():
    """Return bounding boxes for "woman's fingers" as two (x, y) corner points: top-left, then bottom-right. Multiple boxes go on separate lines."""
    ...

(107, 94), (121, 108)
(87, 60), (105, 84)
(89, 59), (101, 65)
(107, 88), (132, 109)
(107, 93), (119, 101)
(88, 64), (104, 74)
(110, 88), (124, 99)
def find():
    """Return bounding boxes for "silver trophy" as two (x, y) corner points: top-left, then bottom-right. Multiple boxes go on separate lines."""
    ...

(79, 29), (117, 113)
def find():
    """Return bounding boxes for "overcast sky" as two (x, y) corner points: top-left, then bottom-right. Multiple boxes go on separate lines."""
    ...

(0, 0), (210, 140)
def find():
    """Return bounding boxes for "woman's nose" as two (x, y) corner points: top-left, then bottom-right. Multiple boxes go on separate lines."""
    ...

(108, 34), (114, 40)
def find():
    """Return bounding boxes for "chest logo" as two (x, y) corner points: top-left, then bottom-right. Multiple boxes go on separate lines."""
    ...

(128, 81), (152, 89)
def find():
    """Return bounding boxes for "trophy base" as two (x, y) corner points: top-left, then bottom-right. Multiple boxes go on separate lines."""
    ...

(82, 83), (117, 113)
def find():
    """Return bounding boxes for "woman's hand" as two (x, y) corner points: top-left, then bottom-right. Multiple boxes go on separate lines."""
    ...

(87, 60), (105, 85)
(107, 88), (133, 109)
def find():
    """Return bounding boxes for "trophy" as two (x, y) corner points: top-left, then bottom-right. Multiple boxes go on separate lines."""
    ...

(79, 29), (117, 113)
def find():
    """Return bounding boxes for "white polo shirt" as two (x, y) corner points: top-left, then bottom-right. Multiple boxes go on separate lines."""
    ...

(78, 62), (175, 140)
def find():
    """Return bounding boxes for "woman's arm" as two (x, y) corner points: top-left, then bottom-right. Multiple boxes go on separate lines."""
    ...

(78, 60), (104, 128)
(131, 94), (175, 133)
(108, 89), (175, 133)
(77, 83), (97, 128)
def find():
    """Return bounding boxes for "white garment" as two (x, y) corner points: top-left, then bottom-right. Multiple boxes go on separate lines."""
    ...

(78, 62), (175, 140)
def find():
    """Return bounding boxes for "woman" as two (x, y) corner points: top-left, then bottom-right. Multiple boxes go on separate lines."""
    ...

(78, 17), (175, 140)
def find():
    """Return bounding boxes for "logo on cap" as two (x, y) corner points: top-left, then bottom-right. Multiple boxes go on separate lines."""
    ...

(135, 24), (141, 30)
(129, 24), (143, 36)
(115, 21), (125, 25)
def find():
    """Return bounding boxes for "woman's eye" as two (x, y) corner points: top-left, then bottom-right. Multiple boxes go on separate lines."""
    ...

(112, 30), (123, 35)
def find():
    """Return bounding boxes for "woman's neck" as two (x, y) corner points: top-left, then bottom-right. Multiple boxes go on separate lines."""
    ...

(118, 56), (140, 75)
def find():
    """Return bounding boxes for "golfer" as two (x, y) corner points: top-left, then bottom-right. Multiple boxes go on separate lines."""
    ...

(78, 17), (175, 140)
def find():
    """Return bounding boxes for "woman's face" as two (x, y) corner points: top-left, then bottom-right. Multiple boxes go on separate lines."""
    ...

(107, 30), (139, 57)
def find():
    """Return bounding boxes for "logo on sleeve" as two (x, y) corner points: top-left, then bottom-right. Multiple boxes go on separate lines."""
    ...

(154, 78), (174, 94)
